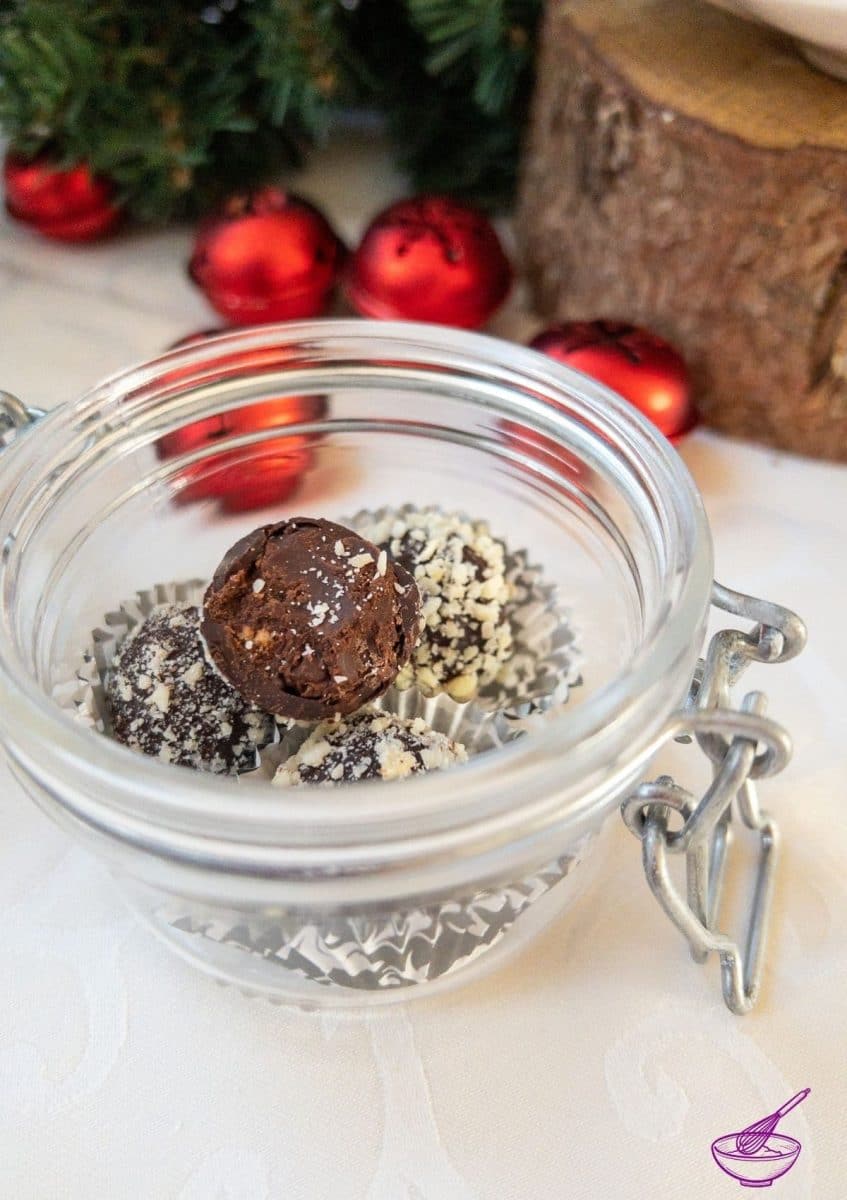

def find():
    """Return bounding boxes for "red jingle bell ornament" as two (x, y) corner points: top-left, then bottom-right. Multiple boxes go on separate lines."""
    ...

(158, 397), (324, 513)
(156, 328), (325, 512)
(3, 150), (121, 241)
(210, 439), (313, 514)
(530, 320), (696, 441)
(344, 195), (512, 329)
(189, 188), (345, 325)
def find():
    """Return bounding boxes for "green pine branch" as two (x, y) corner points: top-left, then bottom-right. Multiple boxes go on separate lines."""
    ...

(407, 0), (538, 116)
(0, 0), (541, 222)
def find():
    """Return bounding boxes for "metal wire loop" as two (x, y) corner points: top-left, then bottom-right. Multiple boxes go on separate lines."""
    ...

(0, 393), (44, 451)
(621, 776), (694, 839)
(621, 580), (806, 1014)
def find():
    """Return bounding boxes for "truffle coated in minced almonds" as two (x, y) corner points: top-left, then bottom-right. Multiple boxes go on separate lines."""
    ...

(274, 709), (467, 786)
(106, 603), (275, 774)
(357, 508), (513, 702)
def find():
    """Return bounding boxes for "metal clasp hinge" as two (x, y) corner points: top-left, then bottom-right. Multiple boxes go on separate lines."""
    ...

(0, 391), (44, 450)
(622, 582), (807, 1015)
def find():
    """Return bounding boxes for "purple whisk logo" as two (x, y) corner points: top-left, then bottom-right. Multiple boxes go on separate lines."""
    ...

(711, 1087), (810, 1188)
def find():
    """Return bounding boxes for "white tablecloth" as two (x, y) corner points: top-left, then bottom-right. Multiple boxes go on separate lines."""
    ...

(2, 137), (844, 1199)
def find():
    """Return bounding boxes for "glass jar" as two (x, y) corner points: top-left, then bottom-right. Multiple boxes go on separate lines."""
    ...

(0, 321), (799, 1009)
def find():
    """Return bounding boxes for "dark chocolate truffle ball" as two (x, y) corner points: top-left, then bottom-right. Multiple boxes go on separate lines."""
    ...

(201, 517), (421, 720)
(274, 710), (467, 786)
(106, 603), (275, 774)
(357, 509), (512, 702)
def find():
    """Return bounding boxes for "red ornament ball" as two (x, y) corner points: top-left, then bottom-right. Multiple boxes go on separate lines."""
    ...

(212, 441), (312, 514)
(157, 389), (325, 513)
(3, 150), (121, 241)
(344, 195), (513, 328)
(530, 320), (696, 440)
(189, 188), (344, 325)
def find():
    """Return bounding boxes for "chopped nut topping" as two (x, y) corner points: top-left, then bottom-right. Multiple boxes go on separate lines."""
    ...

(274, 709), (466, 786)
(106, 603), (275, 775)
(356, 508), (513, 699)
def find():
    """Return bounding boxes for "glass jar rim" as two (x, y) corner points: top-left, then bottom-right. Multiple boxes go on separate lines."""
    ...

(0, 320), (712, 865)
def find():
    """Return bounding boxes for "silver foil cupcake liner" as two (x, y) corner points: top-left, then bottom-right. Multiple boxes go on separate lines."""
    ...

(57, 554), (582, 993)
(157, 835), (594, 994)
(367, 682), (518, 756)
(348, 504), (582, 724)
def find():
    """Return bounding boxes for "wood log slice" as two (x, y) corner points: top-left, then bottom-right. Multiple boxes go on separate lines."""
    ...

(517, 0), (847, 460)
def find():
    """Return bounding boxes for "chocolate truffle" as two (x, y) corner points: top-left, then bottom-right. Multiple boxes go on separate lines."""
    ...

(358, 509), (513, 702)
(274, 710), (467, 786)
(201, 517), (421, 720)
(106, 603), (275, 774)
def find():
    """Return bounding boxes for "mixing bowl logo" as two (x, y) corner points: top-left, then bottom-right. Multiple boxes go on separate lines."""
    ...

(711, 1088), (810, 1187)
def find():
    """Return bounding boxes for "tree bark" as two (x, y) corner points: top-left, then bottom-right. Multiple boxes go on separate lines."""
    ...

(517, 0), (847, 460)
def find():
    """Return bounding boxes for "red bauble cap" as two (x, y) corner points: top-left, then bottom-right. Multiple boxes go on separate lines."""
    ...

(3, 150), (121, 241)
(189, 188), (345, 325)
(344, 195), (513, 329)
(530, 319), (697, 440)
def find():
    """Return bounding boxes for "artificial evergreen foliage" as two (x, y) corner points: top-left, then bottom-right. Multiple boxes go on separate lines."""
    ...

(0, 0), (541, 221)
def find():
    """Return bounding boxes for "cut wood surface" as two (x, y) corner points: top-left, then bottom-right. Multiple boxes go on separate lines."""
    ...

(518, 0), (847, 459)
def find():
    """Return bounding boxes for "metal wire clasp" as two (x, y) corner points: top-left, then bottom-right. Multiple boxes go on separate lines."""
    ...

(0, 391), (43, 449)
(622, 582), (807, 1014)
